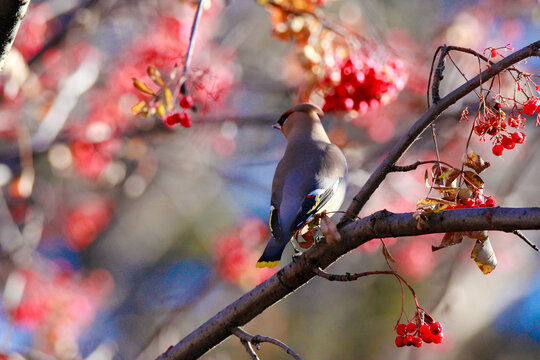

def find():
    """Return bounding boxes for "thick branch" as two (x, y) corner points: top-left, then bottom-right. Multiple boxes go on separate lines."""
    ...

(0, 0), (31, 70)
(156, 207), (540, 360)
(339, 41), (540, 225)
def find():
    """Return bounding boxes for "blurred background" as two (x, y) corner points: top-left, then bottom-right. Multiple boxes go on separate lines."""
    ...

(0, 0), (539, 359)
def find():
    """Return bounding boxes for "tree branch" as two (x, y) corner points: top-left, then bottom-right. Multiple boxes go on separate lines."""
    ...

(156, 206), (540, 360)
(511, 230), (539, 251)
(0, 0), (31, 71)
(338, 40), (540, 225)
(232, 327), (302, 360)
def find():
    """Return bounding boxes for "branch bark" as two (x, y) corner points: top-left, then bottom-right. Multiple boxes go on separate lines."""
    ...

(156, 206), (540, 360)
(0, 0), (31, 71)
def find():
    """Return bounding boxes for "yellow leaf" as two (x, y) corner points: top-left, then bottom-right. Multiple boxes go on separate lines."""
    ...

(132, 78), (155, 95)
(156, 104), (166, 118)
(147, 66), (165, 87)
(131, 101), (147, 116)
(471, 238), (497, 274)
(163, 88), (173, 111)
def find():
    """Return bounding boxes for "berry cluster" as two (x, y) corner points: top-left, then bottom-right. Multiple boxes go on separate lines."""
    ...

(321, 57), (407, 116)
(394, 321), (444, 348)
(491, 131), (526, 156)
(214, 218), (277, 288)
(446, 195), (496, 210)
(165, 95), (194, 128)
(8, 267), (113, 348)
(63, 197), (113, 250)
(470, 103), (527, 157)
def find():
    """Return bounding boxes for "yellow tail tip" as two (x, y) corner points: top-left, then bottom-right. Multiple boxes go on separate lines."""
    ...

(256, 260), (280, 268)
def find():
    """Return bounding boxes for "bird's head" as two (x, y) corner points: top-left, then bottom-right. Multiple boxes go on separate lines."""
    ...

(273, 103), (324, 138)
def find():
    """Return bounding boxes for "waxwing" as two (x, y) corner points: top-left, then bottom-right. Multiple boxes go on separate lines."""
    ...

(256, 103), (348, 268)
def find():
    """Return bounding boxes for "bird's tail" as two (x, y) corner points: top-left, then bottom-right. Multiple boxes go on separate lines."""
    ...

(256, 237), (288, 268)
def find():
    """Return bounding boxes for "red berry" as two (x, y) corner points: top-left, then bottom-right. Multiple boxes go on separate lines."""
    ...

(405, 335), (413, 346)
(512, 131), (525, 144)
(432, 333), (444, 344)
(422, 332), (433, 343)
(484, 196), (496, 207)
(179, 95), (194, 109)
(522, 99), (539, 115)
(178, 112), (192, 128)
(406, 322), (417, 333)
(418, 324), (430, 337)
(343, 97), (354, 111)
(164, 113), (181, 128)
(412, 337), (423, 348)
(396, 323), (407, 336)
(490, 49), (498, 58)
(465, 198), (475, 208)
(430, 321), (443, 335)
(395, 336), (406, 348)
(492, 144), (504, 156)
(501, 135), (515, 150)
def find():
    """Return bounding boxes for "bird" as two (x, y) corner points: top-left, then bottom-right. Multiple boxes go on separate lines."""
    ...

(256, 103), (348, 268)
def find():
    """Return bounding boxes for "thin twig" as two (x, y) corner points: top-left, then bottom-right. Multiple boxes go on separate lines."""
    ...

(510, 230), (539, 251)
(232, 328), (302, 360)
(390, 160), (454, 173)
(239, 339), (259, 360)
(314, 267), (423, 320)
(428, 124), (441, 198)
(183, 0), (204, 76)
(430, 45), (447, 104)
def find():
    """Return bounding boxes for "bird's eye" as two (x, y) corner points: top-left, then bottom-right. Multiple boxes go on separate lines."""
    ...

(277, 112), (292, 126)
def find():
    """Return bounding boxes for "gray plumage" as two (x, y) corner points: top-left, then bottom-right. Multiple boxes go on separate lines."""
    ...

(257, 103), (347, 268)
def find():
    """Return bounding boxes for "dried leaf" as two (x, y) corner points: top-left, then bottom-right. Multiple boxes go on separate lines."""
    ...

(132, 78), (155, 95)
(131, 101), (147, 116)
(147, 66), (165, 87)
(381, 240), (395, 263)
(413, 211), (428, 230)
(441, 188), (460, 200)
(432, 165), (460, 187)
(320, 213), (341, 245)
(296, 227), (316, 249)
(463, 171), (484, 192)
(432, 232), (463, 251)
(463, 150), (490, 174)
(471, 238), (497, 274)
(424, 169), (430, 188)
(163, 88), (173, 111)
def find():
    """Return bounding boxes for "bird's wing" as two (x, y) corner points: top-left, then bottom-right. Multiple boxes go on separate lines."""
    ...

(289, 177), (341, 233)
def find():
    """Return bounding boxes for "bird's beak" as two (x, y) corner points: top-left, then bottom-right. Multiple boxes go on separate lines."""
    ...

(272, 123), (281, 130)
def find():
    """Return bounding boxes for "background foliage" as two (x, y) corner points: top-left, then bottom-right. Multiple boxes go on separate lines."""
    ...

(0, 0), (539, 359)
